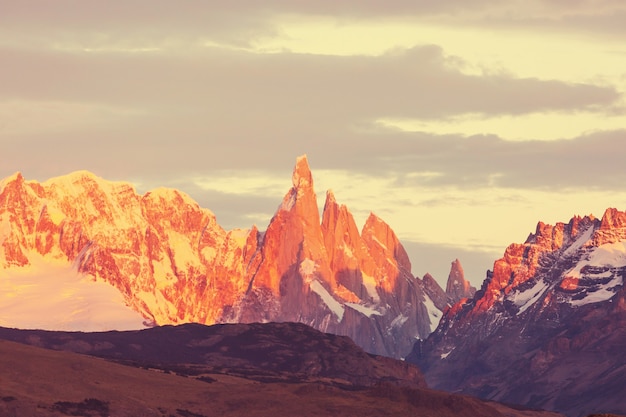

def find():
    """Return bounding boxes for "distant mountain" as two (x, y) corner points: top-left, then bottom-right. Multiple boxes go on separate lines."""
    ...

(408, 209), (626, 417)
(423, 259), (476, 312)
(445, 258), (476, 302)
(0, 322), (566, 417)
(0, 155), (446, 357)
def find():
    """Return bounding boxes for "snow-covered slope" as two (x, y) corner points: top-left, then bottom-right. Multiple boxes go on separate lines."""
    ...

(0, 254), (145, 331)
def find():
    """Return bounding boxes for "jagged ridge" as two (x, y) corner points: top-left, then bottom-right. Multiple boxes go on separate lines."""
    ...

(0, 156), (454, 358)
(408, 209), (626, 417)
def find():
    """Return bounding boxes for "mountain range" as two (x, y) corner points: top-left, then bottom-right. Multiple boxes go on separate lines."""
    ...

(408, 209), (626, 417)
(2, 156), (626, 416)
(0, 155), (474, 358)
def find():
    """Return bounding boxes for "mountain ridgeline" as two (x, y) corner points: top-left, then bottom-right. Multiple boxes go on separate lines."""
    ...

(408, 209), (626, 417)
(2, 157), (626, 416)
(0, 156), (474, 358)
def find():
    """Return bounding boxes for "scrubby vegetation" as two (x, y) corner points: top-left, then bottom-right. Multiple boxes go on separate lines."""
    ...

(52, 398), (109, 417)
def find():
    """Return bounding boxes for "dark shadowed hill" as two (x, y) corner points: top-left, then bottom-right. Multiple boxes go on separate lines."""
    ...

(0, 322), (566, 417)
(0, 322), (423, 388)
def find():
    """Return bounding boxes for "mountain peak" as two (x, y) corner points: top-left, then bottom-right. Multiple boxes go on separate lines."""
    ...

(43, 170), (100, 185)
(422, 272), (450, 312)
(292, 154), (313, 190)
(0, 171), (24, 194)
(276, 155), (318, 215)
(600, 207), (626, 230)
(40, 170), (139, 200)
(325, 189), (336, 204)
(445, 259), (476, 303)
(7, 171), (24, 182)
(362, 212), (412, 276)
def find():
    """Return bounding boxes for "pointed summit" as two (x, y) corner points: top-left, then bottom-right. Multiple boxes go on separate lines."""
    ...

(362, 213), (412, 275)
(325, 189), (336, 205)
(8, 171), (24, 183)
(445, 259), (476, 303)
(292, 154), (313, 190)
(422, 273), (449, 312)
(600, 207), (626, 230)
(246, 154), (329, 300)
(0, 172), (25, 195)
(276, 155), (317, 214)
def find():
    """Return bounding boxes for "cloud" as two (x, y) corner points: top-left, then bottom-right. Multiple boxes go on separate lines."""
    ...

(447, 1), (626, 41)
(2, 43), (617, 131)
(342, 128), (626, 191)
(1, 38), (623, 194)
(0, 100), (144, 136)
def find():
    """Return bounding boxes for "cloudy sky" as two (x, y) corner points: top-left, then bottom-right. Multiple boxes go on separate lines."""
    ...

(2, 0), (626, 286)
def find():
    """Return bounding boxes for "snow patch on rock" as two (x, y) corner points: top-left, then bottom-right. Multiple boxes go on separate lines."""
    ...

(361, 272), (380, 303)
(345, 302), (382, 317)
(423, 294), (442, 333)
(299, 258), (317, 280)
(508, 279), (550, 315)
(310, 280), (344, 321)
(563, 225), (595, 256)
(391, 313), (409, 328)
(564, 241), (626, 306)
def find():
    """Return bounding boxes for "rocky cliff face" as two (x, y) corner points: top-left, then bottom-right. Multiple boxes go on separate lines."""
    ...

(0, 156), (442, 358)
(408, 210), (626, 417)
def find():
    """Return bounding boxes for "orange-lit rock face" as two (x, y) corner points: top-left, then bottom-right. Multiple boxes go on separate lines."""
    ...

(470, 216), (598, 314)
(594, 207), (626, 245)
(321, 190), (370, 301)
(0, 156), (441, 358)
(559, 276), (579, 290)
(247, 155), (332, 298)
(361, 213), (412, 293)
(234, 156), (432, 358)
(0, 170), (250, 326)
(435, 209), (626, 336)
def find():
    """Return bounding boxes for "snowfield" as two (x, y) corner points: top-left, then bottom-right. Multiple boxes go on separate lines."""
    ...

(0, 254), (147, 331)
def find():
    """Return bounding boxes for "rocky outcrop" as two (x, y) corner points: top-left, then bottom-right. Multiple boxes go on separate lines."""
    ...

(445, 259), (476, 304)
(408, 209), (626, 417)
(0, 156), (442, 358)
(423, 273), (450, 311)
(421, 260), (476, 312)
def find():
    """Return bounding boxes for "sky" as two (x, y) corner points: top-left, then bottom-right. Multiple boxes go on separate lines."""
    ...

(2, 0), (626, 287)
